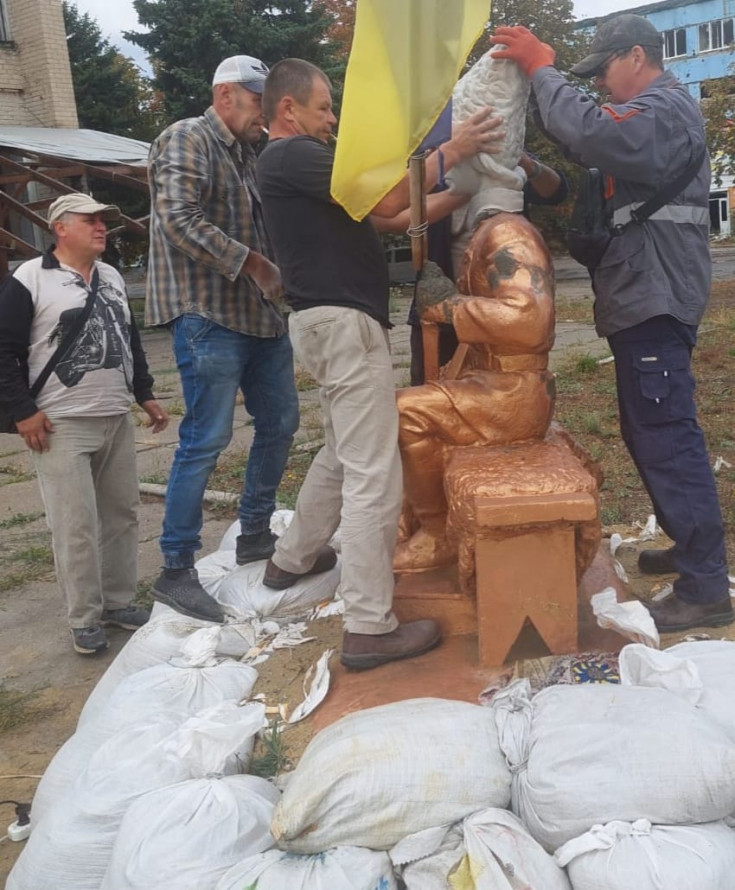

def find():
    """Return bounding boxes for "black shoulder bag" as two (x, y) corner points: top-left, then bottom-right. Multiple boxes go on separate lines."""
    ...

(567, 144), (707, 272)
(0, 270), (100, 434)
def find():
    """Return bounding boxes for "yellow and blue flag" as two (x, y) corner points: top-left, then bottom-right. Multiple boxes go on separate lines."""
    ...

(331, 0), (491, 221)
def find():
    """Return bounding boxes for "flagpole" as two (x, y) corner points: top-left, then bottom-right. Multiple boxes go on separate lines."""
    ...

(408, 150), (440, 381)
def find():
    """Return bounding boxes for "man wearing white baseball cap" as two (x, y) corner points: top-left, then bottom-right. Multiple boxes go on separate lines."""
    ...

(146, 55), (300, 623)
(0, 191), (169, 654)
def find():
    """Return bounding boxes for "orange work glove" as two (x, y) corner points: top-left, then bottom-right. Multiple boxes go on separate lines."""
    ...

(490, 25), (556, 77)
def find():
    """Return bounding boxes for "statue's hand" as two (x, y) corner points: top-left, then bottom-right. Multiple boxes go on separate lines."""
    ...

(416, 261), (456, 323)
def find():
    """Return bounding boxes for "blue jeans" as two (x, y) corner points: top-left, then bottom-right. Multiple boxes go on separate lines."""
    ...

(161, 314), (299, 568)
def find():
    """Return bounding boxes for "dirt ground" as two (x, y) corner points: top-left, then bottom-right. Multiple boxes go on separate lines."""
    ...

(1, 258), (733, 880)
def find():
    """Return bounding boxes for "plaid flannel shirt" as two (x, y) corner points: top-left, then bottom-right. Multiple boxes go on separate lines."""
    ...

(145, 106), (285, 338)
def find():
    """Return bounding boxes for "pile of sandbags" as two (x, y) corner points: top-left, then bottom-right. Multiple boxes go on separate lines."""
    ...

(8, 702), (267, 890)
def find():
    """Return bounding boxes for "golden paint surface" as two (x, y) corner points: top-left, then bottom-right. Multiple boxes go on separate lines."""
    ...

(395, 213), (600, 583)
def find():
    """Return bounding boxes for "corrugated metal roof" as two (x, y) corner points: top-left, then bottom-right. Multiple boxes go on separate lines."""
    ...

(0, 127), (150, 165)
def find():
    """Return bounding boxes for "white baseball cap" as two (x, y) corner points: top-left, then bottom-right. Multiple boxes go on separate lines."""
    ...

(47, 193), (121, 225)
(212, 55), (269, 93)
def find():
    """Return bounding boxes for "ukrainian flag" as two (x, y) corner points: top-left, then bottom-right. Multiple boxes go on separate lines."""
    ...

(331, 0), (491, 221)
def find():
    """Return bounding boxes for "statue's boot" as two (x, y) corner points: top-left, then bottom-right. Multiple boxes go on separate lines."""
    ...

(393, 526), (457, 574)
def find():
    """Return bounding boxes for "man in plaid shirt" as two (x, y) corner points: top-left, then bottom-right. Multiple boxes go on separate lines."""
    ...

(146, 55), (300, 622)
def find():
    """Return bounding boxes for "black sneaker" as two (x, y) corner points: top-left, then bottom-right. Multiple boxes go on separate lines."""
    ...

(152, 568), (224, 623)
(236, 529), (278, 565)
(71, 625), (109, 655)
(101, 606), (151, 630)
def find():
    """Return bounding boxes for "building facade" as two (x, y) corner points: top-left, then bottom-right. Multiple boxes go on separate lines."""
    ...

(0, 0), (78, 128)
(578, 0), (735, 236)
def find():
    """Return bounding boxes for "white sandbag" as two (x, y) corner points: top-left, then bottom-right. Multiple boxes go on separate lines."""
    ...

(214, 558), (341, 620)
(492, 680), (735, 852)
(620, 640), (735, 739)
(272, 698), (511, 853)
(196, 548), (238, 596)
(215, 846), (398, 890)
(217, 510), (342, 554)
(102, 774), (279, 890)
(79, 616), (255, 724)
(555, 819), (735, 890)
(462, 809), (571, 889)
(396, 825), (465, 890)
(8, 701), (266, 890)
(31, 635), (258, 826)
(398, 811), (570, 890)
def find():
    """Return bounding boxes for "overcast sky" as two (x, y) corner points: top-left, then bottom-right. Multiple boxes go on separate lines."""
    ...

(69, 0), (638, 72)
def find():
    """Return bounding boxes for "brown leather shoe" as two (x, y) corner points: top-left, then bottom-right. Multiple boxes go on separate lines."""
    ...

(638, 547), (676, 575)
(647, 593), (733, 633)
(263, 545), (338, 590)
(340, 619), (442, 670)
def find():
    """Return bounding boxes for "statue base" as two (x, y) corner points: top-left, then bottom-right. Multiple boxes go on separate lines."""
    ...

(310, 543), (627, 734)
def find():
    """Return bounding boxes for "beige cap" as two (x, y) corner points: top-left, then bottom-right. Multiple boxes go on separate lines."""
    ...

(47, 193), (121, 225)
(212, 55), (268, 92)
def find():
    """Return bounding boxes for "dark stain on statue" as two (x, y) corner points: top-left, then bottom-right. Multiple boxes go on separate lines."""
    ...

(486, 249), (521, 290)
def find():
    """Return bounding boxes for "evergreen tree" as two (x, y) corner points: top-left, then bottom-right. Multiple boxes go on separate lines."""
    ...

(126, 0), (336, 122)
(63, 2), (155, 140)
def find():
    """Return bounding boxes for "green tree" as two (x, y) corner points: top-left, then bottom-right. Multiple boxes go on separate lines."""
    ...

(63, 2), (155, 140)
(126, 0), (336, 122)
(702, 75), (735, 187)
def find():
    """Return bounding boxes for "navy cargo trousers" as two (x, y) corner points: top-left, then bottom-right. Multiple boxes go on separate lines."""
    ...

(608, 314), (729, 604)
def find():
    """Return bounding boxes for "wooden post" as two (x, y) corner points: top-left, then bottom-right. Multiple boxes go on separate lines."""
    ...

(408, 152), (427, 272)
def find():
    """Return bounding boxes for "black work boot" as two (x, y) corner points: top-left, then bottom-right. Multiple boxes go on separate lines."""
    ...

(638, 547), (676, 575)
(152, 568), (224, 623)
(236, 529), (278, 565)
(647, 594), (733, 633)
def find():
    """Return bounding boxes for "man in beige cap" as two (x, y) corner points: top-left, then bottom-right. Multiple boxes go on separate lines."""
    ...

(0, 192), (169, 654)
(146, 54), (304, 624)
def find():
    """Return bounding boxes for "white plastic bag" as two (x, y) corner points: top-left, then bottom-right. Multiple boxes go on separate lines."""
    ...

(102, 774), (279, 889)
(32, 637), (257, 826)
(215, 846), (398, 890)
(272, 698), (510, 852)
(556, 819), (735, 890)
(591, 587), (660, 648)
(8, 702), (265, 890)
(492, 680), (735, 851)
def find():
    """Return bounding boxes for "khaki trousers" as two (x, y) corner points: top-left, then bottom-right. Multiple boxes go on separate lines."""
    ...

(32, 413), (139, 628)
(276, 306), (401, 634)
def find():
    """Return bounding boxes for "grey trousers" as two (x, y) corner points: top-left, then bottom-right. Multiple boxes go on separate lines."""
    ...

(275, 306), (401, 635)
(32, 413), (139, 628)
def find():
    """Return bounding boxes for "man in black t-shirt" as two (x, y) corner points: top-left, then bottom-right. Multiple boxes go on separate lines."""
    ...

(256, 58), (498, 670)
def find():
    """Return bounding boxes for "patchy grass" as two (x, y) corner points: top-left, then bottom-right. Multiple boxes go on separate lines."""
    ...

(0, 526), (55, 593)
(0, 511), (43, 530)
(166, 401), (186, 417)
(294, 367), (318, 392)
(0, 463), (34, 485)
(555, 294), (595, 324)
(554, 280), (735, 559)
(140, 472), (169, 486)
(277, 452), (317, 510)
(249, 719), (291, 778)
(0, 687), (40, 733)
(135, 580), (155, 610)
